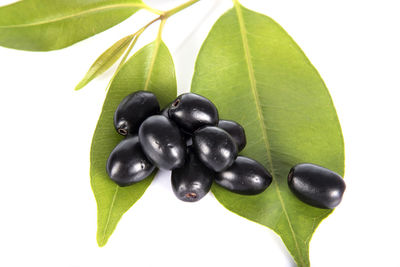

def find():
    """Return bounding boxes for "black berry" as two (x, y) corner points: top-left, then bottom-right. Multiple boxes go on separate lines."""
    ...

(168, 93), (219, 133)
(288, 163), (346, 209)
(193, 126), (237, 172)
(216, 156), (272, 195)
(171, 148), (214, 202)
(160, 101), (172, 118)
(139, 115), (186, 170)
(160, 107), (170, 118)
(114, 91), (159, 136)
(218, 120), (246, 152)
(106, 136), (155, 187)
(160, 102), (192, 143)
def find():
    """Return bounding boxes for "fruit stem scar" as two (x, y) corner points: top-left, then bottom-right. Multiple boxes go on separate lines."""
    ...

(172, 99), (180, 107)
(186, 192), (197, 199)
(118, 128), (127, 136)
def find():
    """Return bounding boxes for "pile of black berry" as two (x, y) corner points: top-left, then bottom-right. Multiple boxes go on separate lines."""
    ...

(107, 91), (345, 208)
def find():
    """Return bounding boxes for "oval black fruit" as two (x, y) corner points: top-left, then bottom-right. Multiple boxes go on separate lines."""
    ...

(168, 93), (219, 133)
(218, 120), (246, 152)
(106, 136), (155, 187)
(160, 102), (192, 144)
(288, 163), (346, 209)
(171, 148), (214, 202)
(139, 115), (186, 170)
(216, 156), (272, 195)
(160, 106), (170, 118)
(192, 126), (237, 172)
(160, 101), (172, 118)
(114, 91), (160, 136)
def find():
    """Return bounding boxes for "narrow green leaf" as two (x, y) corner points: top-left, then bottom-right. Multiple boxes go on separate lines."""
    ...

(75, 34), (134, 91)
(0, 0), (145, 51)
(91, 40), (177, 247)
(191, 4), (344, 267)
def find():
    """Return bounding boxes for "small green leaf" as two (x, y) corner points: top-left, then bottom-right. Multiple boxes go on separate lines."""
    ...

(75, 34), (134, 91)
(191, 3), (344, 267)
(0, 0), (145, 51)
(91, 40), (177, 247)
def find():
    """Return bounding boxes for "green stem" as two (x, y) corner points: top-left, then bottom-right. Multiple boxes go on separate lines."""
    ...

(141, 4), (163, 15)
(115, 32), (141, 72)
(107, 0), (201, 91)
(120, 0), (202, 65)
(104, 18), (155, 92)
(163, 0), (202, 19)
(115, 16), (159, 72)
(157, 19), (167, 40)
(132, 0), (203, 40)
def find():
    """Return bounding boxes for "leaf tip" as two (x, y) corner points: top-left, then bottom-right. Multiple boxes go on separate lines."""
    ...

(96, 234), (108, 247)
(74, 81), (86, 91)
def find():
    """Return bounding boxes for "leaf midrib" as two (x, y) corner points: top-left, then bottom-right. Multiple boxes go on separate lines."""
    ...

(100, 185), (119, 246)
(144, 36), (162, 91)
(233, 2), (304, 266)
(0, 3), (145, 29)
(99, 38), (162, 244)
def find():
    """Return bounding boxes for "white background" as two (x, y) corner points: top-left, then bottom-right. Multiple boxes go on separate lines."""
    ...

(0, 0), (399, 266)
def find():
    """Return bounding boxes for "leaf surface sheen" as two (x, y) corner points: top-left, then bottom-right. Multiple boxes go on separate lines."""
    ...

(0, 0), (145, 51)
(91, 40), (177, 247)
(191, 4), (344, 266)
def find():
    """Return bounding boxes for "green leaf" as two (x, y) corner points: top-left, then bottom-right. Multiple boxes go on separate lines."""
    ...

(91, 40), (177, 247)
(75, 34), (134, 91)
(191, 3), (344, 267)
(0, 0), (145, 51)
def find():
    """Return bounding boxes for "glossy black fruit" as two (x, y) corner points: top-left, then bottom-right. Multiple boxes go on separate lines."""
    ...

(192, 126), (237, 172)
(288, 163), (346, 209)
(218, 120), (246, 152)
(160, 106), (170, 118)
(160, 101), (172, 118)
(161, 104), (192, 144)
(106, 136), (155, 187)
(168, 93), (219, 133)
(139, 115), (186, 170)
(216, 156), (272, 195)
(114, 91), (160, 136)
(171, 148), (214, 202)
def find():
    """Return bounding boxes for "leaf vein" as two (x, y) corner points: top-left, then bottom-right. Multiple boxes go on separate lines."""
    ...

(143, 23), (163, 91)
(100, 185), (119, 246)
(0, 3), (145, 29)
(233, 2), (304, 265)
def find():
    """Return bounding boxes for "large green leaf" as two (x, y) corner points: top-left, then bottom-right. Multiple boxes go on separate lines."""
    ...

(91, 40), (177, 247)
(191, 3), (344, 267)
(0, 0), (145, 51)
